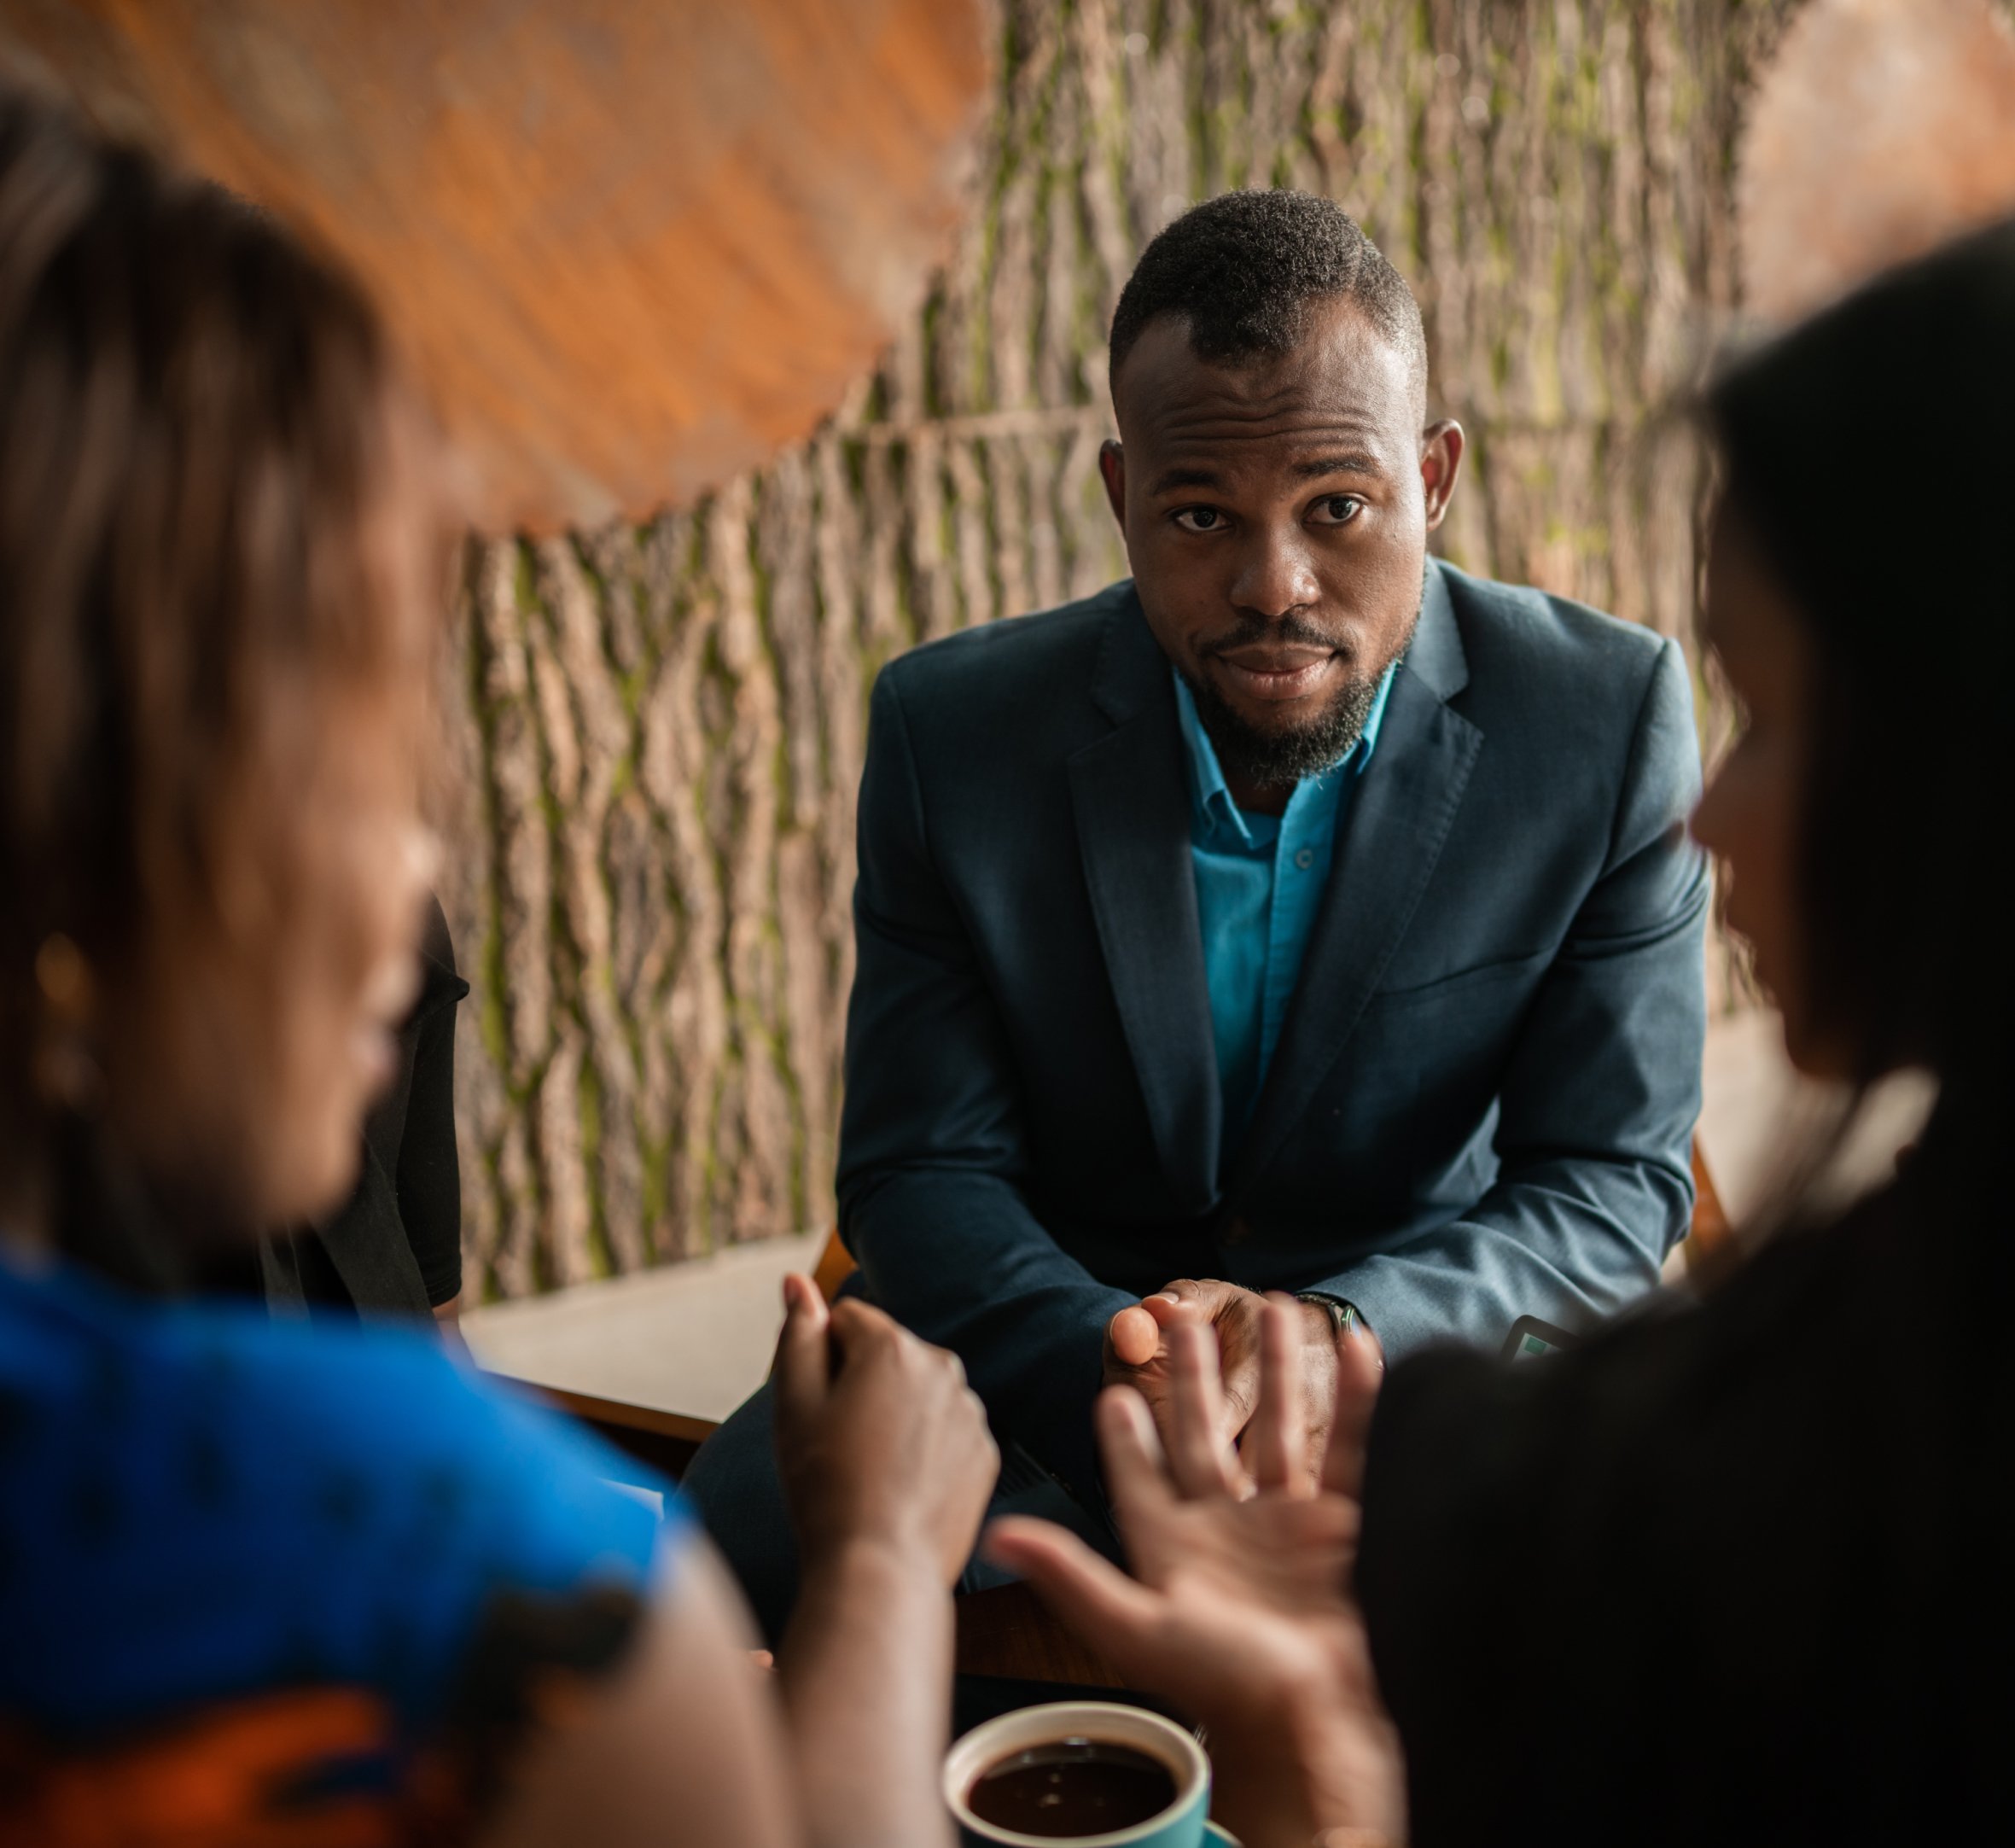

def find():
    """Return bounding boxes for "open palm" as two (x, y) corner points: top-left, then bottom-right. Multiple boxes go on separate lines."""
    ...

(987, 1303), (1404, 1848)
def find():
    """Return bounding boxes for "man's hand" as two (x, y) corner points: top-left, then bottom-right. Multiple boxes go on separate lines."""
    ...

(772, 1274), (999, 1586)
(1105, 1278), (1360, 1485)
(992, 1298), (1401, 1848)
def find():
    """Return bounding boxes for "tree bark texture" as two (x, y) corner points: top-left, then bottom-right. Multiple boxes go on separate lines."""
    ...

(445, 0), (1797, 1299)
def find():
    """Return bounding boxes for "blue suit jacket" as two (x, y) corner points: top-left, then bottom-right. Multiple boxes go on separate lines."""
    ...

(836, 561), (1709, 1499)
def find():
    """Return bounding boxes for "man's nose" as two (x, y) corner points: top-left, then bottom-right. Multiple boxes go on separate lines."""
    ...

(1226, 527), (1320, 621)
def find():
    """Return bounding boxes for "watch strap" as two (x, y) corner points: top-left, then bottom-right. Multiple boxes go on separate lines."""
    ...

(1296, 1291), (1362, 1342)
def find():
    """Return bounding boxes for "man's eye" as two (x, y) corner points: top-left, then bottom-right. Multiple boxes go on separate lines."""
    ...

(1173, 507), (1226, 533)
(1310, 495), (1362, 526)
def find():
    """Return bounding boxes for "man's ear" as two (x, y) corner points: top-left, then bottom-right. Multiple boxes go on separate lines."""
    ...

(1419, 420), (1465, 532)
(1098, 439), (1127, 528)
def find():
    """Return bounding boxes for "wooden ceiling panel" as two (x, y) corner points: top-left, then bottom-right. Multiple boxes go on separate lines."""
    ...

(0, 0), (991, 531)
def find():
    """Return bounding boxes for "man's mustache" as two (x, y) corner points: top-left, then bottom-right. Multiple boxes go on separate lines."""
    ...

(1197, 611), (1350, 656)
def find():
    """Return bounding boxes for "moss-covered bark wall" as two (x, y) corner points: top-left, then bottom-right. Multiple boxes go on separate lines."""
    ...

(442, 0), (1791, 1298)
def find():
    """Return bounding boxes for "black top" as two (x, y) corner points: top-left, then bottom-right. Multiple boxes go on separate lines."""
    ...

(259, 895), (469, 1317)
(1356, 1157), (2011, 1845)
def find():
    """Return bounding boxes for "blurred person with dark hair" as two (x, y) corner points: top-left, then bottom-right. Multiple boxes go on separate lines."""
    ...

(689, 187), (1709, 1639)
(0, 87), (994, 1848)
(989, 218), (2015, 1847)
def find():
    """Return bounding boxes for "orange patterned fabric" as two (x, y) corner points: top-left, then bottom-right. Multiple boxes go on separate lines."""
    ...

(0, 1687), (468, 1848)
(2, 1256), (666, 1848)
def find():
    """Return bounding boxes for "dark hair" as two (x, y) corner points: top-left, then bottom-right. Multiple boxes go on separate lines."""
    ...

(1108, 190), (1428, 405)
(1708, 219), (2015, 1126)
(0, 89), (442, 1203)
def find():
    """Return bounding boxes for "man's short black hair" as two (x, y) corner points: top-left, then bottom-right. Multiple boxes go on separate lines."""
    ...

(1108, 190), (1427, 412)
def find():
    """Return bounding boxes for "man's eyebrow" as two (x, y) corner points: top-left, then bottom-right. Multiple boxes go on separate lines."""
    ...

(1146, 454), (1384, 494)
(1290, 453), (1382, 480)
(1147, 464), (1224, 494)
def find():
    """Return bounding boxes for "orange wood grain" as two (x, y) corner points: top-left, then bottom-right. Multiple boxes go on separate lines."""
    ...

(517, 1382), (722, 1451)
(0, 0), (989, 532)
(812, 1223), (858, 1303)
(1689, 1135), (1733, 1256)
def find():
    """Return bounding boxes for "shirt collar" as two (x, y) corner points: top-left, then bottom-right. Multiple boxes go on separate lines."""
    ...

(1172, 662), (1397, 845)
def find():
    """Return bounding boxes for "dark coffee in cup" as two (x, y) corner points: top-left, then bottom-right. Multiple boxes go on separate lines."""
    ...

(946, 1700), (1209, 1847)
(965, 1737), (1179, 1839)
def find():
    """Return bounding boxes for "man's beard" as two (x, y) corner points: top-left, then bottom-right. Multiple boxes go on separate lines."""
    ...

(1179, 591), (1421, 792)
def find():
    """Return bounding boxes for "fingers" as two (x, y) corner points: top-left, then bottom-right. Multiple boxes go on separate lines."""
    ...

(1094, 1385), (1179, 1522)
(1214, 1344), (1264, 1445)
(770, 1273), (832, 1437)
(1113, 1280), (1235, 1367)
(1107, 1303), (1162, 1367)
(1247, 1294), (1307, 1494)
(983, 1516), (1165, 1666)
(1141, 1278), (1219, 1332)
(1319, 1329), (1385, 1501)
(824, 1291), (900, 1354)
(782, 1268), (830, 1333)
(1139, 1291), (1188, 1332)
(1165, 1321), (1242, 1497)
(826, 1298), (977, 1409)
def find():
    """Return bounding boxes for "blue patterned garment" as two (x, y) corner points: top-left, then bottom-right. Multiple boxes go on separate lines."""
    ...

(0, 1245), (678, 1843)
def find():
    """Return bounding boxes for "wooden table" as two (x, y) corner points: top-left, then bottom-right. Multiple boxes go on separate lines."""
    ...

(517, 1381), (717, 1483)
(951, 1581), (1122, 1687)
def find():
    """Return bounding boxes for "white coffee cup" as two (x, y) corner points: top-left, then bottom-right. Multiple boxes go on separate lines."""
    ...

(944, 1700), (1237, 1847)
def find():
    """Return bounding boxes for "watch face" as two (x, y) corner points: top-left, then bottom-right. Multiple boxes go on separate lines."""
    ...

(1501, 1315), (1580, 1361)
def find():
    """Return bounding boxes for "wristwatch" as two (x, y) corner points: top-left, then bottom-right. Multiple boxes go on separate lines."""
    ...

(1296, 1291), (1364, 1342)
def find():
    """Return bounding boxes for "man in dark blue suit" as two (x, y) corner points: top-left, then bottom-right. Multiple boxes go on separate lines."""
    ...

(684, 191), (1706, 1635)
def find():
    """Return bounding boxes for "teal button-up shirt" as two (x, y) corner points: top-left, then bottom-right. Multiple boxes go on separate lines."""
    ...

(1173, 665), (1396, 1143)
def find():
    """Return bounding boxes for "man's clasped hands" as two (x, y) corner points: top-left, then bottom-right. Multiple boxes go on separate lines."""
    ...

(1102, 1280), (1372, 1489)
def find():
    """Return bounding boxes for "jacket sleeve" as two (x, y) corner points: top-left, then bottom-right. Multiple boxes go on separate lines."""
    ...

(836, 669), (1135, 1501)
(1306, 638), (1709, 1355)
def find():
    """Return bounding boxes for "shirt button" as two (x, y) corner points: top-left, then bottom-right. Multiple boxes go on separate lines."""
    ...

(1294, 848), (1315, 871)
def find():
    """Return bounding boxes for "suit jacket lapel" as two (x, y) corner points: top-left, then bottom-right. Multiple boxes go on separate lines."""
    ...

(1224, 563), (1482, 1206)
(1069, 590), (1222, 1208)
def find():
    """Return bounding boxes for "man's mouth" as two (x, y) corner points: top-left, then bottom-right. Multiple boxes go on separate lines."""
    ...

(1208, 644), (1340, 703)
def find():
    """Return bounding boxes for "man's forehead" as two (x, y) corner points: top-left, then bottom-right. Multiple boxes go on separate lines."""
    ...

(1113, 300), (1420, 459)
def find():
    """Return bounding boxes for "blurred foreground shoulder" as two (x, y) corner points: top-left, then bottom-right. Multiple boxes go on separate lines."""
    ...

(0, 1256), (681, 1835)
(1356, 1187), (1998, 1845)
